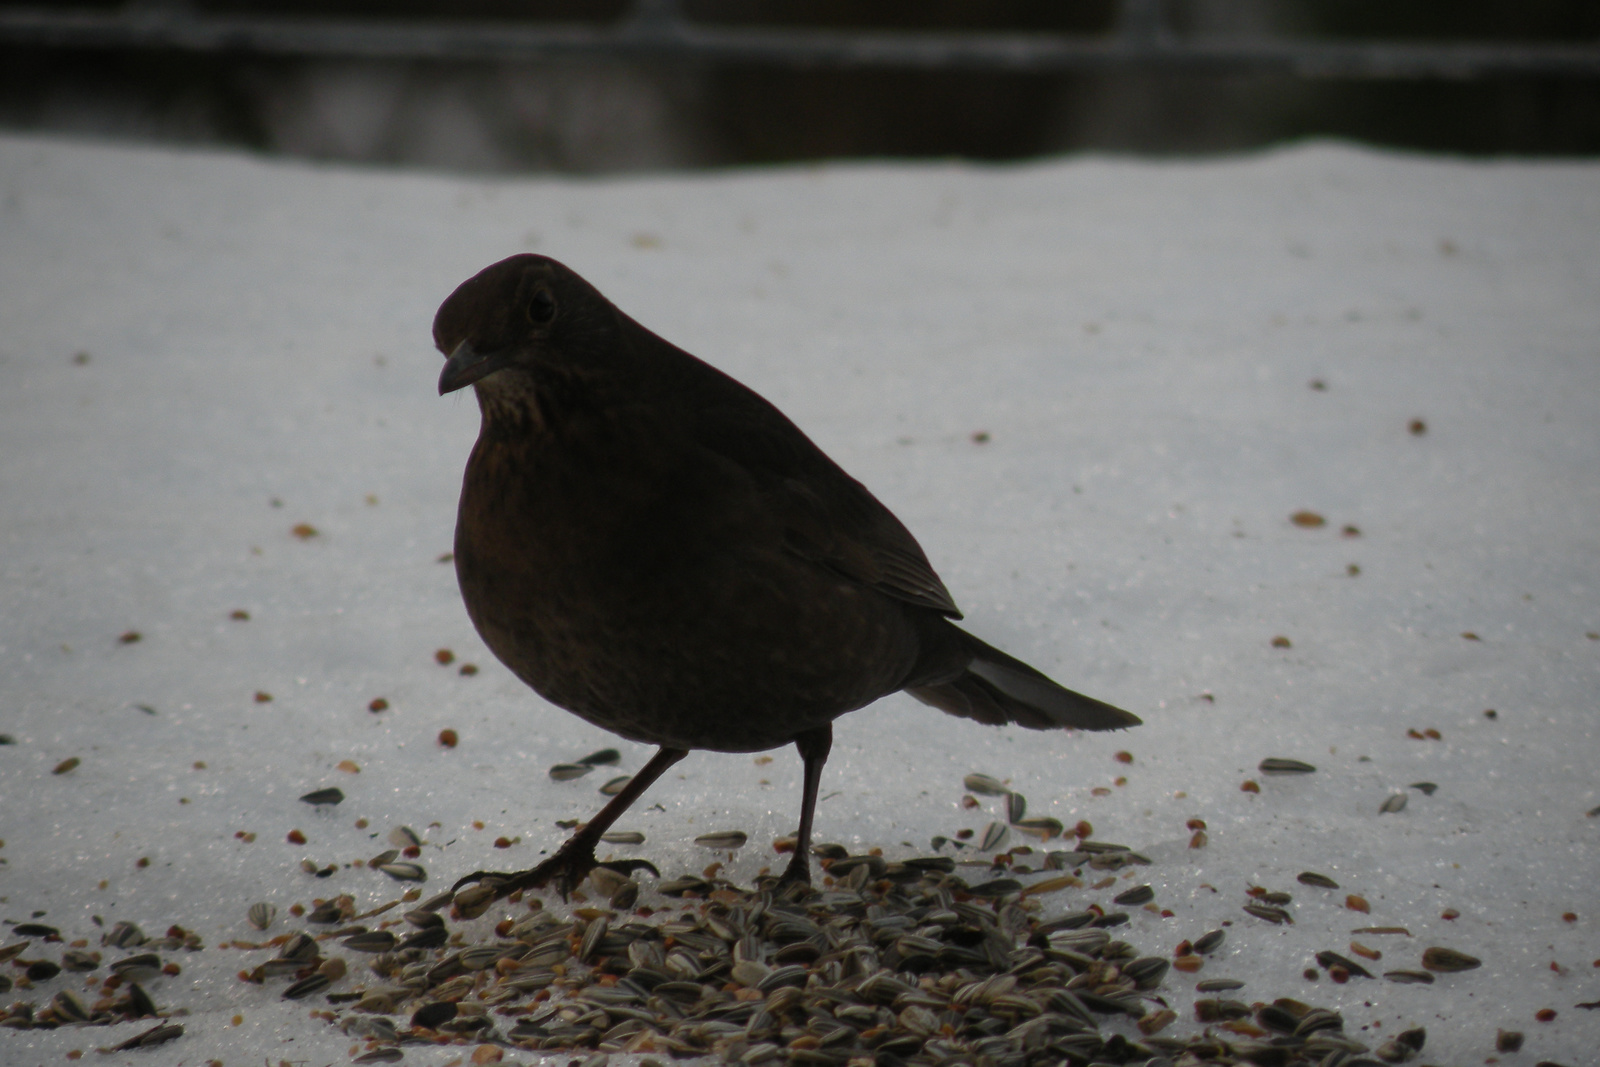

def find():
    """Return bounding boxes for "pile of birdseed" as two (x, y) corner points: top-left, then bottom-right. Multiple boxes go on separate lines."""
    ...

(241, 848), (1438, 1067)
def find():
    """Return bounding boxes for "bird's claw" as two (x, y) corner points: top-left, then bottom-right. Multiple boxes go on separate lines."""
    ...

(452, 848), (661, 904)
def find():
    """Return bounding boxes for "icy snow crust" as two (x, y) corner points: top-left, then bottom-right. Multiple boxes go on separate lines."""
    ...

(1, 133), (1597, 1063)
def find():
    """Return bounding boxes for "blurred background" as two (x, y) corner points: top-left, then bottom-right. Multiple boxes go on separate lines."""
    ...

(1, 0), (1597, 172)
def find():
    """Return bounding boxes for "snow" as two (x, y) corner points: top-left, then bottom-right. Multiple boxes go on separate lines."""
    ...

(1, 132), (1598, 1065)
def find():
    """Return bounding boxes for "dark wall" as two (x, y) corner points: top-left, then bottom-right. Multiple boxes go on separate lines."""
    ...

(1, 1), (1596, 170)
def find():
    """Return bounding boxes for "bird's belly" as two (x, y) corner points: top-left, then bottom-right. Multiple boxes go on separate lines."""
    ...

(458, 544), (919, 752)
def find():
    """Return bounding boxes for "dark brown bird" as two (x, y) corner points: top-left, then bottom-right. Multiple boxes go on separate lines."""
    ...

(436, 254), (1139, 898)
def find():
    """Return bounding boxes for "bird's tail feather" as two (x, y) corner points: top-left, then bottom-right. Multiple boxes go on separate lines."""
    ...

(907, 629), (1140, 731)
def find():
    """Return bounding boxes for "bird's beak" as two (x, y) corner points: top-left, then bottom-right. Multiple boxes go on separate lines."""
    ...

(438, 340), (511, 395)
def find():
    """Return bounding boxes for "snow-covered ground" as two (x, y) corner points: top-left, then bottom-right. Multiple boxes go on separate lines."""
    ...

(1, 132), (1597, 1065)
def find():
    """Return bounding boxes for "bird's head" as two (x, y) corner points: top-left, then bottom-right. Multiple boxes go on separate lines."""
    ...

(434, 254), (621, 399)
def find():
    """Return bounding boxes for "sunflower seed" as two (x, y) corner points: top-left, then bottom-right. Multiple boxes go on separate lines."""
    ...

(1297, 871), (1339, 889)
(579, 748), (621, 766)
(299, 787), (345, 805)
(111, 953), (163, 981)
(600, 775), (632, 796)
(378, 862), (427, 882)
(1113, 884), (1154, 906)
(549, 762), (593, 780)
(1259, 757), (1316, 774)
(600, 830), (644, 844)
(978, 821), (1008, 852)
(247, 902), (277, 931)
(388, 826), (423, 848)
(1243, 904), (1293, 924)
(1195, 977), (1243, 991)
(1012, 817), (1064, 839)
(1193, 929), (1226, 954)
(1409, 781), (1438, 795)
(283, 973), (331, 1000)
(1420, 946), (1480, 972)
(1384, 969), (1435, 984)
(694, 830), (748, 850)
(1379, 793), (1408, 814)
(343, 930), (397, 953)
(1005, 791), (1027, 823)
(963, 773), (1008, 796)
(51, 989), (91, 1022)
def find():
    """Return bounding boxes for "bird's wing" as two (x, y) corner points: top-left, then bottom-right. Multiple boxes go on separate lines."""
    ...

(687, 387), (962, 619)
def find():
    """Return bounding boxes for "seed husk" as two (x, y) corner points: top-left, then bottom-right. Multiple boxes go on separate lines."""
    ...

(1113, 884), (1154, 906)
(1193, 929), (1226, 954)
(599, 775), (632, 795)
(963, 773), (1008, 796)
(1297, 871), (1339, 889)
(282, 973), (331, 1000)
(388, 826), (423, 848)
(1384, 969), (1435, 984)
(1379, 792), (1408, 814)
(247, 902), (277, 931)
(298, 787), (344, 806)
(1315, 949), (1375, 978)
(977, 820), (1008, 852)
(378, 862), (427, 882)
(600, 830), (644, 845)
(1005, 791), (1027, 823)
(693, 830), (748, 850)
(578, 747), (621, 766)
(1259, 757), (1317, 775)
(111, 1022), (184, 1051)
(1420, 946), (1481, 972)
(549, 762), (593, 781)
(1011, 816), (1064, 839)
(342, 930), (397, 953)
(1243, 903), (1293, 924)
(1195, 977), (1243, 991)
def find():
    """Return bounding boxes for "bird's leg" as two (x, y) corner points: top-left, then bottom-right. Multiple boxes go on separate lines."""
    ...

(778, 724), (833, 885)
(453, 745), (688, 900)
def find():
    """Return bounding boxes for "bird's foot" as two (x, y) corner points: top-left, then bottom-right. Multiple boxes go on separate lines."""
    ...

(452, 850), (661, 904)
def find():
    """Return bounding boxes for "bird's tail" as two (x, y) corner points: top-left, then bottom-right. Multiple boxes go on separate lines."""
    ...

(907, 628), (1140, 731)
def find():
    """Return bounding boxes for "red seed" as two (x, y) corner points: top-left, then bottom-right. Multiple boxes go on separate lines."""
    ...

(1536, 1008), (1556, 1022)
(368, 697), (389, 712)
(434, 648), (455, 665)
(438, 729), (459, 748)
(1240, 780), (1261, 794)
(287, 829), (306, 845)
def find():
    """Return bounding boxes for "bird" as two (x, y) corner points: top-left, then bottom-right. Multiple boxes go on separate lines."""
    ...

(435, 253), (1140, 899)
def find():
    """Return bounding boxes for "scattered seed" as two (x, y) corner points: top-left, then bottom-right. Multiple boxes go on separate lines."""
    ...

(282, 973), (331, 1000)
(1421, 946), (1481, 972)
(977, 821), (1008, 852)
(1259, 757), (1316, 775)
(1409, 781), (1438, 795)
(388, 826), (422, 848)
(53, 757), (81, 775)
(1196, 977), (1244, 991)
(599, 775), (632, 796)
(1496, 1029), (1524, 1052)
(378, 862), (427, 882)
(1012, 817), (1064, 839)
(1244, 904), (1293, 925)
(1379, 793), (1408, 814)
(1113, 884), (1155, 906)
(1005, 791), (1027, 823)
(298, 787), (344, 806)
(693, 830), (747, 850)
(548, 763), (592, 781)
(579, 748), (621, 766)
(247, 903), (277, 931)
(600, 830), (644, 845)
(962, 773), (1008, 796)
(438, 729), (459, 748)
(1193, 929), (1226, 955)
(1298, 871), (1339, 889)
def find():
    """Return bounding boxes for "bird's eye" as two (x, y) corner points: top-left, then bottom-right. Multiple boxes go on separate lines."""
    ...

(527, 288), (557, 326)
